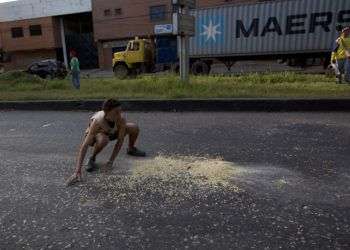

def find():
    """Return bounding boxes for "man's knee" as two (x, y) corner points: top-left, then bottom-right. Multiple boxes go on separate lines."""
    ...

(95, 134), (109, 147)
(126, 123), (139, 135)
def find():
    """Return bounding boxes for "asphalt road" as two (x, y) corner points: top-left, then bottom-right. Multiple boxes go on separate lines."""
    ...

(0, 111), (349, 249)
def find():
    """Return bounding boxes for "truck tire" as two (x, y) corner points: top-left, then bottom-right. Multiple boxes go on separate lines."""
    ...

(191, 61), (210, 75)
(113, 64), (129, 79)
(44, 73), (54, 80)
(57, 71), (67, 80)
(171, 63), (180, 74)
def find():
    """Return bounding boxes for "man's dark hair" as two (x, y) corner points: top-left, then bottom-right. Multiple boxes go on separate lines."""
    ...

(102, 99), (121, 112)
(70, 49), (77, 57)
(336, 25), (343, 32)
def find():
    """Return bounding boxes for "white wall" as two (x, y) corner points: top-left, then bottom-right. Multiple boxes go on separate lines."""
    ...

(0, 0), (92, 22)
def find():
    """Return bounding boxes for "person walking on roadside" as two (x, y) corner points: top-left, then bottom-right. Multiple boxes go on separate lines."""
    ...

(332, 27), (350, 83)
(70, 50), (80, 89)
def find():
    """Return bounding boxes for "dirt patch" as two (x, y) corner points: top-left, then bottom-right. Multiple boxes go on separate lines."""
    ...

(78, 154), (350, 208)
(79, 155), (241, 207)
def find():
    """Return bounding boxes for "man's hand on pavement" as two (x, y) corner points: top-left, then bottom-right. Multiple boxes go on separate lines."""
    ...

(66, 171), (82, 186)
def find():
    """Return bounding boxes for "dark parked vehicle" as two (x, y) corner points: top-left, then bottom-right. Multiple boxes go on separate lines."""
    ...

(27, 59), (67, 79)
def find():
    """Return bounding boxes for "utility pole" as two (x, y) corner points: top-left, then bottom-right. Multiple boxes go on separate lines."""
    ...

(172, 0), (195, 83)
(60, 18), (68, 69)
(178, 6), (189, 83)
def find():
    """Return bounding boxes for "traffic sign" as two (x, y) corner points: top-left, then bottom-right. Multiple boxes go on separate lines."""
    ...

(172, 13), (195, 36)
(154, 24), (173, 35)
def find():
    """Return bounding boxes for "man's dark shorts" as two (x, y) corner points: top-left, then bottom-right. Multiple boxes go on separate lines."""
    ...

(88, 132), (119, 147)
(108, 132), (119, 141)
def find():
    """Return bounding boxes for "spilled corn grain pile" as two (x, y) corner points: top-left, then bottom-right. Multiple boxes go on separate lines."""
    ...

(79, 155), (241, 207)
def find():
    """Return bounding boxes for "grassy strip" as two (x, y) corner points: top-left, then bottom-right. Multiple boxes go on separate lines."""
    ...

(0, 72), (349, 101)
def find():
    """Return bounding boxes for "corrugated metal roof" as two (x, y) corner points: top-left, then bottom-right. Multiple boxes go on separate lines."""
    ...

(0, 0), (92, 22)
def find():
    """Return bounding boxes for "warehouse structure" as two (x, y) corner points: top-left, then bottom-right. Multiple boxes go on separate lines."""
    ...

(0, 0), (95, 71)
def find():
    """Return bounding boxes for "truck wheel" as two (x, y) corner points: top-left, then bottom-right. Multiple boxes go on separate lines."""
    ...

(113, 64), (129, 79)
(171, 63), (180, 74)
(57, 72), (67, 80)
(44, 73), (54, 80)
(191, 61), (210, 75)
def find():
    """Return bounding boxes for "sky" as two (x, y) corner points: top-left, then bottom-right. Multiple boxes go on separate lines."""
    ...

(0, 0), (17, 3)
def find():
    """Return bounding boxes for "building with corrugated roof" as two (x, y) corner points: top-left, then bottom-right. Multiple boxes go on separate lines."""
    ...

(0, 0), (96, 71)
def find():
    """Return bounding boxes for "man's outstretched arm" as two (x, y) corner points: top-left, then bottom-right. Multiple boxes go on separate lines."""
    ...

(74, 121), (98, 175)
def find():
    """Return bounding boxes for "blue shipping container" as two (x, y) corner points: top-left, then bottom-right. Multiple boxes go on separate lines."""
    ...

(190, 0), (350, 57)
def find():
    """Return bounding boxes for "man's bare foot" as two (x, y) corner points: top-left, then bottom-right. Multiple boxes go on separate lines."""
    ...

(127, 147), (146, 157)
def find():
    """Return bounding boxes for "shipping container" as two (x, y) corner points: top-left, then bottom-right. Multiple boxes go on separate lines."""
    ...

(187, 0), (350, 73)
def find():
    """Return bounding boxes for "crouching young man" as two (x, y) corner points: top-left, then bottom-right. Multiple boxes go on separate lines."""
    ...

(67, 99), (145, 185)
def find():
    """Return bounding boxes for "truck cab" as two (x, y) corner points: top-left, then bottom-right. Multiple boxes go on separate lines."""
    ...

(113, 35), (181, 78)
(113, 38), (154, 78)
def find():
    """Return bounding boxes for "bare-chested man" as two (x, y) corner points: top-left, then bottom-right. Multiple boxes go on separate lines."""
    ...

(67, 99), (145, 185)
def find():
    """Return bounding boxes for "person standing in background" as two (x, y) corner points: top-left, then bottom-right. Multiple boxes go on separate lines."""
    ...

(331, 26), (346, 83)
(70, 50), (80, 89)
(339, 27), (350, 83)
(330, 27), (350, 84)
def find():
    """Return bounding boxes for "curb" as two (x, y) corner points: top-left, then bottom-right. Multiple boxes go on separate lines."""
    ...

(1, 99), (350, 112)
